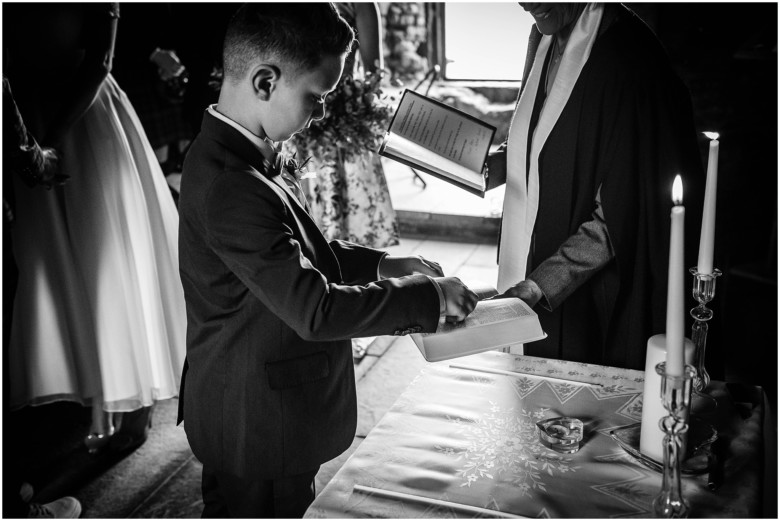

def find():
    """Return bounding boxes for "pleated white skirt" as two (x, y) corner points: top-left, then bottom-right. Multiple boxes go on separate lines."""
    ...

(9, 74), (186, 412)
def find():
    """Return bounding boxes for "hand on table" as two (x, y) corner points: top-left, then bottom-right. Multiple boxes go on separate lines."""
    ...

(433, 277), (479, 323)
(379, 255), (444, 278)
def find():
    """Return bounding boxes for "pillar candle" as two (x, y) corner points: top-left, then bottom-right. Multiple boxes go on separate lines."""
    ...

(666, 175), (685, 377)
(697, 134), (719, 275)
(639, 334), (695, 462)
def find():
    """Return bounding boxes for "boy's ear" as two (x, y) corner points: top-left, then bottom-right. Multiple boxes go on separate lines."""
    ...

(250, 64), (281, 101)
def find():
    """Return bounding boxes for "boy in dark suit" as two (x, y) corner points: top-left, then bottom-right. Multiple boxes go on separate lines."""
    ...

(177, 4), (478, 517)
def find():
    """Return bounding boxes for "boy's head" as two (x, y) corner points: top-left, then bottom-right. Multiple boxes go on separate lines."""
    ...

(218, 3), (355, 142)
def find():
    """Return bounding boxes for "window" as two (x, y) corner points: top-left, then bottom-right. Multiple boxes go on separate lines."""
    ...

(431, 3), (536, 82)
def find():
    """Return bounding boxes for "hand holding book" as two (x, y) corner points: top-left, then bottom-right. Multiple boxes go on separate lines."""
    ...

(410, 282), (546, 362)
(487, 279), (544, 308)
(379, 90), (496, 197)
(435, 277), (480, 323)
(377, 256), (477, 323)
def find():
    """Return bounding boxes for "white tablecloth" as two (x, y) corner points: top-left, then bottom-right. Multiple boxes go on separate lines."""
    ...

(306, 351), (768, 518)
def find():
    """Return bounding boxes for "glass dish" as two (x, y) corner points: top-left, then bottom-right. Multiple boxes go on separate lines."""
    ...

(609, 418), (717, 475)
(537, 417), (584, 454)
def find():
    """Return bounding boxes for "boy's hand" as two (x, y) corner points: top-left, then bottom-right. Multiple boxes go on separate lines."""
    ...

(489, 280), (543, 308)
(379, 255), (444, 278)
(434, 277), (479, 323)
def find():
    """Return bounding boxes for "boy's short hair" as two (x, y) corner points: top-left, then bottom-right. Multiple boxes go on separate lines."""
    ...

(223, 3), (355, 83)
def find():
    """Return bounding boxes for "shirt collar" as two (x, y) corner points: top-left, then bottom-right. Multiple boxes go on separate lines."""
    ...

(207, 105), (278, 167)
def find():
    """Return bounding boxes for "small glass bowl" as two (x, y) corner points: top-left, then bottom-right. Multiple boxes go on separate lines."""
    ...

(536, 417), (584, 454)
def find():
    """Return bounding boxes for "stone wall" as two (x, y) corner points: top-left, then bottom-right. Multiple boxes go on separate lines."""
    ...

(383, 3), (428, 82)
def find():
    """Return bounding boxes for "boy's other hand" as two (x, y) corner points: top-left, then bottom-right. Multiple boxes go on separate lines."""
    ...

(379, 255), (444, 278)
(434, 277), (479, 323)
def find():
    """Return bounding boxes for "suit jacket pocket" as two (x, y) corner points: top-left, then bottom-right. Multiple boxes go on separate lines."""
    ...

(265, 351), (330, 390)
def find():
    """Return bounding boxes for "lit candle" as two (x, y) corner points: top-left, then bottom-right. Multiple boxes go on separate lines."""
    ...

(666, 175), (685, 377)
(697, 132), (719, 275)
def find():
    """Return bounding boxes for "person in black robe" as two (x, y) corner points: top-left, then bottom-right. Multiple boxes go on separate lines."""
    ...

(487, 3), (705, 370)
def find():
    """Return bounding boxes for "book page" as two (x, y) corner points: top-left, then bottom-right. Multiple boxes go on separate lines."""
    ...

(427, 299), (532, 335)
(389, 91), (493, 174)
(382, 134), (484, 191)
(410, 296), (545, 361)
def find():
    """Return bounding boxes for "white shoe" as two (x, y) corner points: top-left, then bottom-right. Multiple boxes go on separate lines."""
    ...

(27, 497), (82, 518)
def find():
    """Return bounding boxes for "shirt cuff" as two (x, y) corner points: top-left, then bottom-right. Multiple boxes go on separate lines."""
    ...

(377, 252), (389, 280)
(426, 276), (447, 316)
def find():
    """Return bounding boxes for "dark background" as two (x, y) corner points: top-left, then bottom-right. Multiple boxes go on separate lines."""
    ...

(630, 2), (777, 402)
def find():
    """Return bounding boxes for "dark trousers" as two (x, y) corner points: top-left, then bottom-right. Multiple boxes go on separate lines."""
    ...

(201, 466), (319, 518)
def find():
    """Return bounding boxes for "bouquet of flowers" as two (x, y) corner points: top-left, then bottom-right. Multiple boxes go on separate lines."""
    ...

(289, 69), (396, 164)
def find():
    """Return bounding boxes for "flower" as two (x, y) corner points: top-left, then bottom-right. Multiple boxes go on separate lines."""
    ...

(288, 69), (395, 164)
(282, 153), (315, 180)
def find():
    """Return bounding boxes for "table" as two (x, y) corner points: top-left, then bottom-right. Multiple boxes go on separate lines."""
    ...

(306, 351), (770, 518)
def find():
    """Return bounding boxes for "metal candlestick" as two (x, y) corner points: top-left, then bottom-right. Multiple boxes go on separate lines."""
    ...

(653, 362), (695, 518)
(689, 268), (721, 411)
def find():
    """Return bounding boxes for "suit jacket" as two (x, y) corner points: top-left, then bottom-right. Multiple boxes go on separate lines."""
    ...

(177, 111), (440, 479)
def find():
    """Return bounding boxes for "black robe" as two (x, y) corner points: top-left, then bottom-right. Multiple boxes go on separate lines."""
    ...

(521, 6), (705, 370)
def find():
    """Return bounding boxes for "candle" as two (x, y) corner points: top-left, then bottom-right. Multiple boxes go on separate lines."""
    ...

(639, 334), (695, 461)
(639, 176), (689, 458)
(697, 132), (719, 274)
(666, 175), (685, 377)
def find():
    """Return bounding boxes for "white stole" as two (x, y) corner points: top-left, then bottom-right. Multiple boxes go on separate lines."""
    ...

(497, 4), (604, 294)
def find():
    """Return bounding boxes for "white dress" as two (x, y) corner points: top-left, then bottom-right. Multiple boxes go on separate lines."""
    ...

(9, 75), (186, 412)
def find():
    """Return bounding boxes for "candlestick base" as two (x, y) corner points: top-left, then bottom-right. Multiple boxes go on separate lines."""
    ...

(653, 363), (695, 518)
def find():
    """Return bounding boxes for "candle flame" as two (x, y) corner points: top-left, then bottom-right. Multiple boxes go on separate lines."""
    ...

(672, 175), (683, 205)
(703, 131), (720, 140)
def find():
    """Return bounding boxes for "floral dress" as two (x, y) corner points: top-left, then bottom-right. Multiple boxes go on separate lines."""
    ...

(290, 3), (399, 248)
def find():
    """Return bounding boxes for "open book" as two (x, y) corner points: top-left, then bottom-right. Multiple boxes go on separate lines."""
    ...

(411, 285), (546, 362)
(379, 89), (496, 197)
